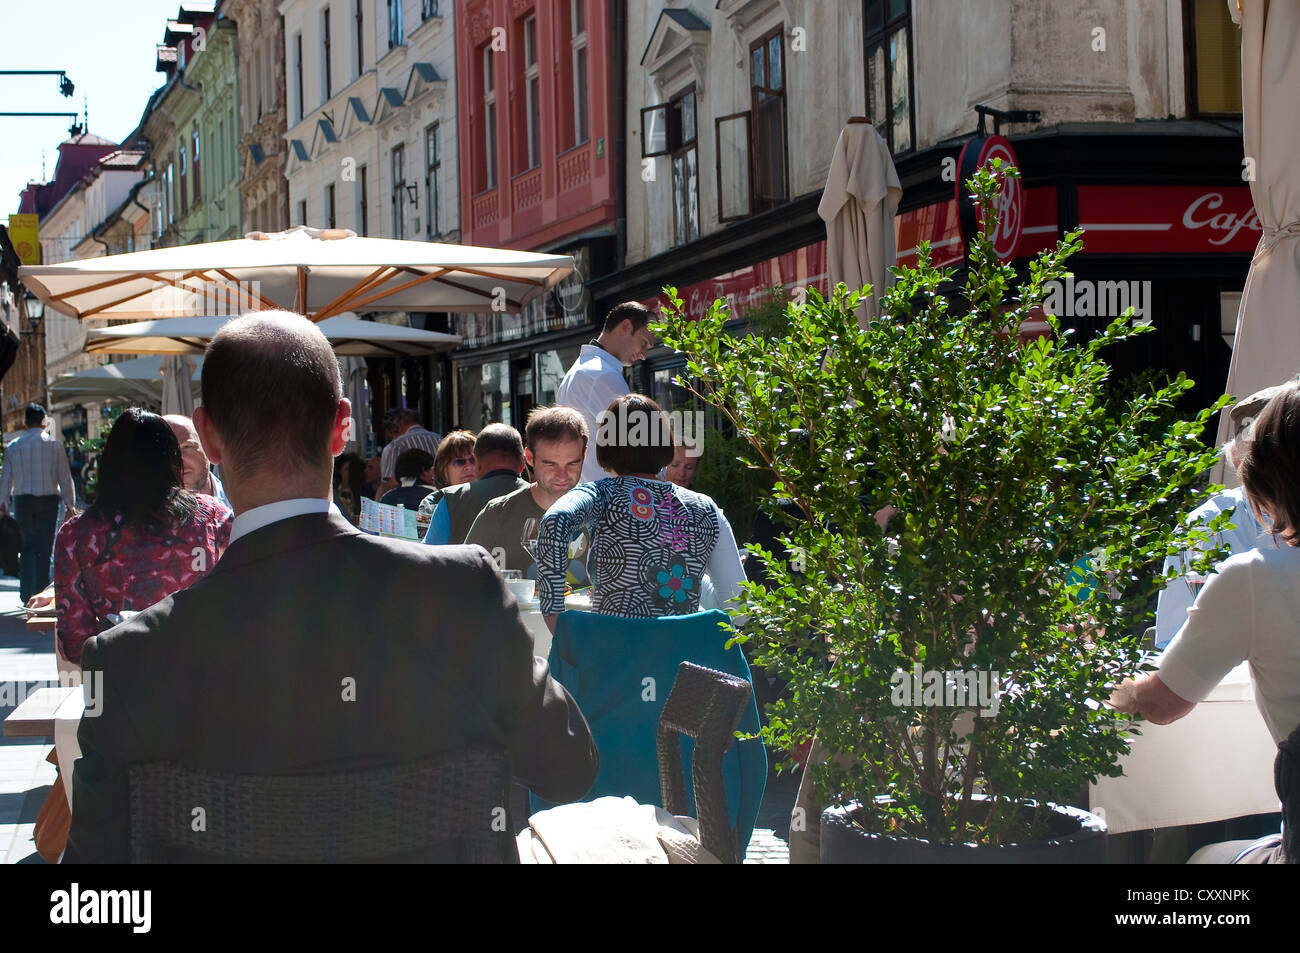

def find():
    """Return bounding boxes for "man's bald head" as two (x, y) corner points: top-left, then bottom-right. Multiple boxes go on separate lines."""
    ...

(199, 311), (343, 481)
(163, 414), (212, 492)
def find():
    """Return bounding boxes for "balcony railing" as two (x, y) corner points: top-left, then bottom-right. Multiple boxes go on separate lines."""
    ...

(511, 167), (543, 211)
(558, 142), (592, 193)
(471, 189), (500, 229)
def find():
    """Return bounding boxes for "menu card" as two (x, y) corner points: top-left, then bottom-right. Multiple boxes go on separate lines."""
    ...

(360, 497), (421, 540)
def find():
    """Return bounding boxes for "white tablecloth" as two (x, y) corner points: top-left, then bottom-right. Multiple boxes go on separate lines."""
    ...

(1088, 662), (1279, 833)
(519, 594), (591, 663)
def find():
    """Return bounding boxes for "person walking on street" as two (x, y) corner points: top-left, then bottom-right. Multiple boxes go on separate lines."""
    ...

(0, 403), (78, 602)
(556, 301), (656, 484)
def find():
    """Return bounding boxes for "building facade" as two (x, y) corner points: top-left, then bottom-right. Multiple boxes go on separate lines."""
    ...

(281, 0), (461, 443)
(595, 0), (1250, 426)
(36, 141), (147, 441)
(449, 0), (618, 433)
(227, 0), (291, 234)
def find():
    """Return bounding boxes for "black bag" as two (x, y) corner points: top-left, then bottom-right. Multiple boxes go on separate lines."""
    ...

(0, 514), (19, 578)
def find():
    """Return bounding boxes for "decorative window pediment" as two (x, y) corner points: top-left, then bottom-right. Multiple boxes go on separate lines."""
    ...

(339, 97), (371, 139)
(641, 8), (711, 96)
(715, 0), (792, 64)
(373, 86), (405, 124)
(309, 117), (339, 157)
(403, 61), (447, 105)
(286, 138), (310, 176)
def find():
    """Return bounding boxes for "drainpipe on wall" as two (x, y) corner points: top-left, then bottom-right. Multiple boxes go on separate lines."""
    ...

(611, 0), (627, 279)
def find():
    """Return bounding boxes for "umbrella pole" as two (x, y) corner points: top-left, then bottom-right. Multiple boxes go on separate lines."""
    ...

(297, 266), (307, 316)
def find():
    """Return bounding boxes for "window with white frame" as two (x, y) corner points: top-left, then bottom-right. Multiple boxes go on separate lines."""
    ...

(391, 144), (406, 238)
(641, 86), (698, 244)
(425, 123), (441, 238)
(864, 0), (915, 153)
(523, 15), (541, 169)
(571, 0), (589, 146)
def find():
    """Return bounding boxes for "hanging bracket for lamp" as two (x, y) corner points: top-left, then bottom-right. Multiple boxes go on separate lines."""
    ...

(972, 104), (1041, 136)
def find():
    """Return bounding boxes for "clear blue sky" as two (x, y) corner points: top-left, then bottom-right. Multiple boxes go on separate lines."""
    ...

(1, 0), (187, 215)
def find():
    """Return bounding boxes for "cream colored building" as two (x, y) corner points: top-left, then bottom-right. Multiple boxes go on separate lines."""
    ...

(40, 150), (147, 438)
(280, 0), (459, 246)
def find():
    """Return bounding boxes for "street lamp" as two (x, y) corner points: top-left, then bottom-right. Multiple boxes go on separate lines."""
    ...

(22, 290), (44, 332)
(405, 183), (419, 208)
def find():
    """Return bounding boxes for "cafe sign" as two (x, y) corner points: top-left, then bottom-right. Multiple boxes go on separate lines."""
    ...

(956, 135), (1023, 261)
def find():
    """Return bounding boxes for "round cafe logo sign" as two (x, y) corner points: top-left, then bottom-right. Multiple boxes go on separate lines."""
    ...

(956, 135), (1023, 262)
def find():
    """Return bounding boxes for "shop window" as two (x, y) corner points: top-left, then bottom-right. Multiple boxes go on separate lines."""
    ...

(1184, 0), (1242, 115)
(642, 87), (699, 242)
(864, 0), (914, 153)
(535, 345), (581, 406)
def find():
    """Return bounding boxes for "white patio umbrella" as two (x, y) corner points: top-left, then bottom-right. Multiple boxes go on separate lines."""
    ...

(818, 118), (902, 327)
(160, 355), (196, 416)
(48, 355), (202, 405)
(83, 314), (462, 356)
(18, 226), (573, 321)
(1214, 0), (1300, 484)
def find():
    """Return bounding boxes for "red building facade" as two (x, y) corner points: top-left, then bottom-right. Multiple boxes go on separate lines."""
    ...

(457, 0), (615, 250)
(451, 0), (621, 432)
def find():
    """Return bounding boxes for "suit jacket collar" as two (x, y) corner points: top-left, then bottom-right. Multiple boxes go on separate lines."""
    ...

(213, 511), (362, 575)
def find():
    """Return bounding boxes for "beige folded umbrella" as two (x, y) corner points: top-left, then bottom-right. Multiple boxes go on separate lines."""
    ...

(818, 118), (902, 328)
(83, 314), (462, 357)
(1214, 0), (1300, 485)
(19, 226), (573, 321)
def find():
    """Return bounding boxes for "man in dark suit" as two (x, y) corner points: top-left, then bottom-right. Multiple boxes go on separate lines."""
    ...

(64, 311), (598, 863)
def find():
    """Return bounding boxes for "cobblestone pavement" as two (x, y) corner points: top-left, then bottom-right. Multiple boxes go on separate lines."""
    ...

(744, 762), (801, 864)
(0, 574), (56, 864)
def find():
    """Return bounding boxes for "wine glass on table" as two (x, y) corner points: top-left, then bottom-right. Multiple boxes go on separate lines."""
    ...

(521, 517), (541, 564)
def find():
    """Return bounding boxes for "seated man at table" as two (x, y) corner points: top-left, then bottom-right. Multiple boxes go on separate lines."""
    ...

(465, 406), (590, 584)
(379, 447), (438, 510)
(1111, 382), (1300, 864)
(64, 311), (599, 863)
(421, 424), (529, 546)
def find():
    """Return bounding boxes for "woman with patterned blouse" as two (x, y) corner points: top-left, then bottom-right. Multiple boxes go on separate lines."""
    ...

(536, 394), (745, 630)
(54, 409), (231, 663)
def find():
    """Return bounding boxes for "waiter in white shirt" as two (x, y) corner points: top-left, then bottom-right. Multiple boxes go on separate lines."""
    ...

(556, 302), (656, 484)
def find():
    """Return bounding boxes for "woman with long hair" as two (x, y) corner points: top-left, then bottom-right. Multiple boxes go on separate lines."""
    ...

(54, 408), (232, 663)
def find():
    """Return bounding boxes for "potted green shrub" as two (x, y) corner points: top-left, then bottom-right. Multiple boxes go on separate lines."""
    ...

(655, 162), (1230, 861)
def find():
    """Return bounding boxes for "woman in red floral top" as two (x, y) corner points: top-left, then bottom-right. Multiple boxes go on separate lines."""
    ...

(54, 408), (231, 663)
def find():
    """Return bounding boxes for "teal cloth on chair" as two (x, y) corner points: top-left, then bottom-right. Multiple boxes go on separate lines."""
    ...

(538, 609), (767, 855)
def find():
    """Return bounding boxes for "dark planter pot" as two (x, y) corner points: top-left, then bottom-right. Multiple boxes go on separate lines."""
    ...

(821, 797), (1107, 864)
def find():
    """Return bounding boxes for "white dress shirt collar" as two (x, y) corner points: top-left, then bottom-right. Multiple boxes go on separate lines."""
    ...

(229, 497), (343, 545)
